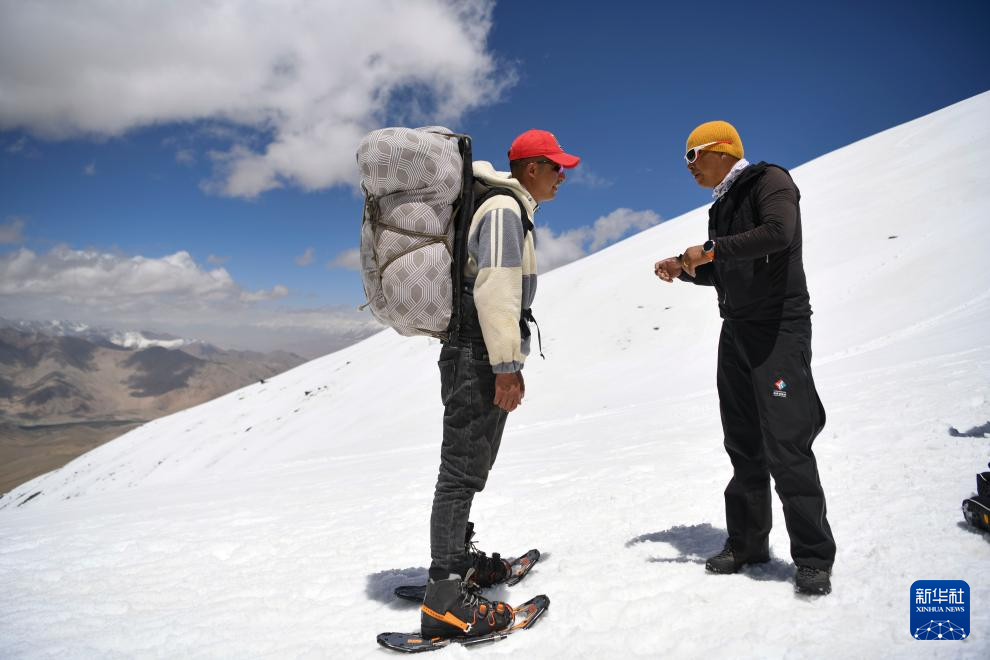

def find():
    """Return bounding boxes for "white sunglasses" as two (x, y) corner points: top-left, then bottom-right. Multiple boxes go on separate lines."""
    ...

(685, 140), (731, 163)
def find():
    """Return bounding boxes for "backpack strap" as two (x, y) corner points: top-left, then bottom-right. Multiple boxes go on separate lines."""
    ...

(520, 308), (544, 359)
(472, 186), (533, 235)
(446, 136), (476, 345)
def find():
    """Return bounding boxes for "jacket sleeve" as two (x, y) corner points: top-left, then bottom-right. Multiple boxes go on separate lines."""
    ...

(678, 262), (715, 286)
(473, 202), (526, 373)
(714, 168), (798, 260)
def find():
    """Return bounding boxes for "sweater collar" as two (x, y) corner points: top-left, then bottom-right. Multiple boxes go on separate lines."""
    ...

(471, 161), (538, 217)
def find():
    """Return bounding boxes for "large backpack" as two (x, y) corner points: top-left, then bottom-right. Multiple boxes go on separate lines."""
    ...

(356, 126), (530, 343)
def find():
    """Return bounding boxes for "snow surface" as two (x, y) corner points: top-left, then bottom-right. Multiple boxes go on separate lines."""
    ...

(2, 93), (989, 659)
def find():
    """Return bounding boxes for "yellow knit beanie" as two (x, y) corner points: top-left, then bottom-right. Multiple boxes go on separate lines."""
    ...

(686, 121), (744, 160)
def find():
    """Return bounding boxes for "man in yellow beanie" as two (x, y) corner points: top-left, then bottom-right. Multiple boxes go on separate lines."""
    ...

(654, 120), (836, 595)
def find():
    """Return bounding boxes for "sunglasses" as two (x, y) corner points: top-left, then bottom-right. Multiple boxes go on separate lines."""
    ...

(536, 159), (563, 173)
(685, 140), (731, 164)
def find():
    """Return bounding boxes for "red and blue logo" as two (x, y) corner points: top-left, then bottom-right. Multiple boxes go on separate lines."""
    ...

(772, 378), (788, 398)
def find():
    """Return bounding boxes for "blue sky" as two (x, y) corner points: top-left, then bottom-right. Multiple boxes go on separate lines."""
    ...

(1, 0), (988, 356)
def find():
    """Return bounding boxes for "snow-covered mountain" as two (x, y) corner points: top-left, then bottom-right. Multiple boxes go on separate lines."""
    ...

(0, 317), (202, 350)
(105, 330), (191, 351)
(1, 93), (989, 658)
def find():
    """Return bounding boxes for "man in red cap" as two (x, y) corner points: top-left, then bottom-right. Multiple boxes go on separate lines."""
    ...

(420, 129), (579, 640)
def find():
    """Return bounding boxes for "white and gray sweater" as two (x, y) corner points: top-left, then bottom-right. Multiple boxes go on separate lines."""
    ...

(466, 161), (539, 373)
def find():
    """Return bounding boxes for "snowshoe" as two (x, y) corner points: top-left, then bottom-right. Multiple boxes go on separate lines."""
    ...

(378, 590), (549, 653)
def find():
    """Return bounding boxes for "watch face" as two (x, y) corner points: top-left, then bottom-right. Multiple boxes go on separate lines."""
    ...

(703, 240), (715, 253)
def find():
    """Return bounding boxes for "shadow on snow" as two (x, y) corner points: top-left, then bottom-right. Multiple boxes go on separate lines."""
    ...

(366, 566), (428, 609)
(627, 522), (793, 583)
(948, 421), (990, 438)
(956, 521), (990, 544)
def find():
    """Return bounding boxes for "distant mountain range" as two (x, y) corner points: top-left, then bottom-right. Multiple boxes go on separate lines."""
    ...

(0, 318), (307, 493)
(0, 317), (204, 351)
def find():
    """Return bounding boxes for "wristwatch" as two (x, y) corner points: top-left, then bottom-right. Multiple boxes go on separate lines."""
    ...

(702, 240), (716, 259)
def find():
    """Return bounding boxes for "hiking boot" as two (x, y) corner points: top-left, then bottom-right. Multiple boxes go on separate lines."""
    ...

(795, 565), (832, 595)
(705, 540), (770, 574)
(420, 570), (514, 639)
(463, 522), (511, 588)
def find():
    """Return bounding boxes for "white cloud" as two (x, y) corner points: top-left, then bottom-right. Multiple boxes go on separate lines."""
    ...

(240, 284), (289, 303)
(535, 226), (592, 272)
(328, 248), (362, 271)
(567, 166), (613, 189)
(0, 245), (380, 356)
(536, 208), (662, 271)
(0, 247), (241, 301)
(207, 254), (230, 265)
(587, 208), (661, 251)
(5, 136), (27, 153)
(252, 307), (380, 334)
(295, 247), (315, 267)
(0, 245), (286, 310)
(201, 305), (383, 358)
(83, 162), (96, 176)
(0, 216), (25, 244)
(0, 0), (512, 198)
(175, 148), (195, 165)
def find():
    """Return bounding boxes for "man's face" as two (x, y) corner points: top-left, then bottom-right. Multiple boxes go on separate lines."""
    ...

(687, 149), (725, 189)
(529, 159), (565, 202)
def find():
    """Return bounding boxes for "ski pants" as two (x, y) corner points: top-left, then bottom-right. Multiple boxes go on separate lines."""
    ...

(429, 339), (508, 577)
(717, 318), (836, 569)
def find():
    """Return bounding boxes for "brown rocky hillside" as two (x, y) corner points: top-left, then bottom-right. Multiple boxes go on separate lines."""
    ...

(0, 328), (305, 494)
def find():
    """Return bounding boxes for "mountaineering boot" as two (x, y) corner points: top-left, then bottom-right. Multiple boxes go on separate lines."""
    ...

(463, 522), (511, 588)
(421, 569), (514, 639)
(705, 540), (771, 574)
(795, 565), (832, 595)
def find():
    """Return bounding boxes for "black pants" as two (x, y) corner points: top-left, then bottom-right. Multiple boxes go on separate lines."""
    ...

(717, 318), (836, 569)
(429, 292), (508, 577)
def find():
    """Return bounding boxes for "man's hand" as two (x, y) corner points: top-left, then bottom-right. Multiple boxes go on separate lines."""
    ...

(680, 244), (712, 277)
(654, 256), (684, 283)
(494, 372), (524, 412)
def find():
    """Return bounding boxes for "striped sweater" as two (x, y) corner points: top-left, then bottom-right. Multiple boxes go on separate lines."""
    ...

(466, 161), (538, 373)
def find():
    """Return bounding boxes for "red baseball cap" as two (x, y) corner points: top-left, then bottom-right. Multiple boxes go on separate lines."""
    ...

(508, 129), (581, 168)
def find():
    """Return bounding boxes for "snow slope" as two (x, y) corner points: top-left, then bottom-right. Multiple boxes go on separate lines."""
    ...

(2, 93), (989, 659)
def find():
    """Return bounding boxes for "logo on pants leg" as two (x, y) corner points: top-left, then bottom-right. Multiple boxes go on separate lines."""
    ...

(772, 378), (787, 398)
(910, 580), (969, 640)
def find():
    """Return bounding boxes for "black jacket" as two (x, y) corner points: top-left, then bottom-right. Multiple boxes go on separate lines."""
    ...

(680, 162), (812, 321)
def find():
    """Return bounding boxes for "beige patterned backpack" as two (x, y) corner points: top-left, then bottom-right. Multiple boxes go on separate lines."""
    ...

(356, 127), (474, 340)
